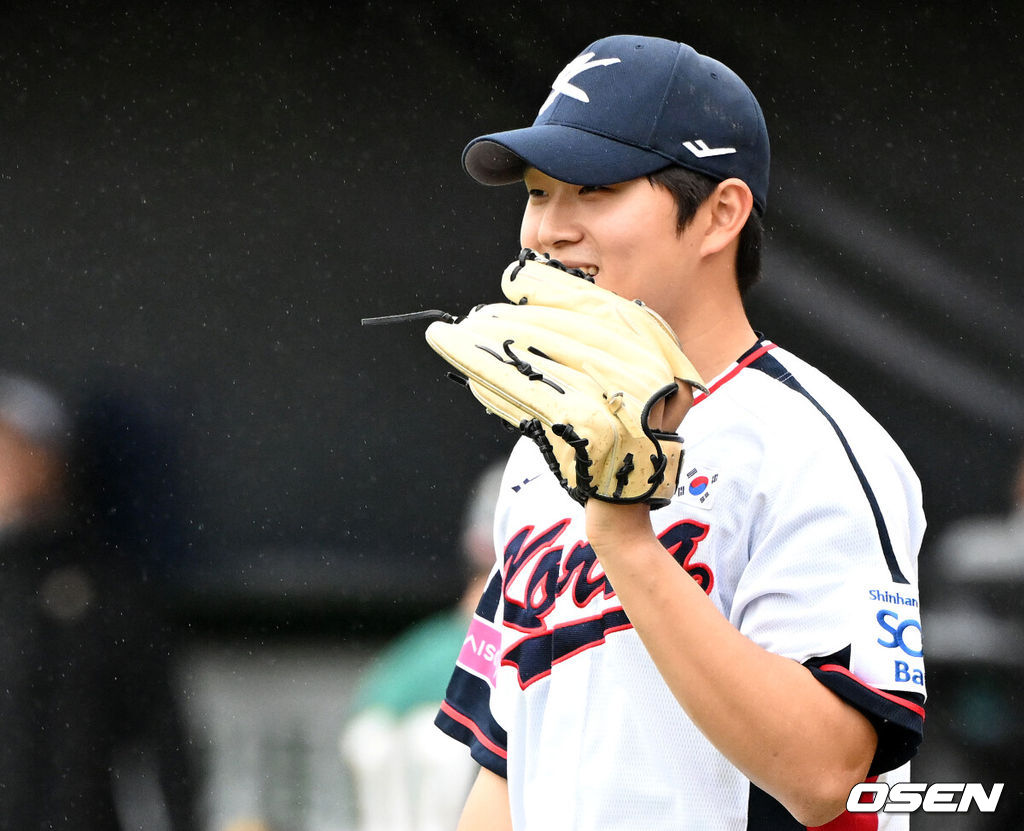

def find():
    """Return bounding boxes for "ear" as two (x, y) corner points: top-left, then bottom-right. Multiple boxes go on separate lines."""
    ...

(699, 178), (754, 257)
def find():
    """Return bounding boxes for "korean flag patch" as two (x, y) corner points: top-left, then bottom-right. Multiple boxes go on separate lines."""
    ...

(677, 465), (719, 510)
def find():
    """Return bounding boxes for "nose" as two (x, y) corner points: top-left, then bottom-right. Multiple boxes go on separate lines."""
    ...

(521, 193), (583, 253)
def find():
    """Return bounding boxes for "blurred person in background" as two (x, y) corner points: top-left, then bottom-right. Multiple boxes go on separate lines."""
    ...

(339, 460), (503, 831)
(918, 445), (1024, 830)
(0, 373), (200, 830)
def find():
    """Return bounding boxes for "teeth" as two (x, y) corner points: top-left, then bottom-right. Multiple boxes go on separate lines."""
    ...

(584, 266), (598, 276)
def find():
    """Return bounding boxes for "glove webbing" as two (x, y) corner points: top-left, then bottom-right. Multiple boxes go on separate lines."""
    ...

(506, 248), (595, 284)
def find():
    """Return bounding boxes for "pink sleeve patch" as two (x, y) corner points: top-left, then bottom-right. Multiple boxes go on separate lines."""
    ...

(456, 616), (502, 687)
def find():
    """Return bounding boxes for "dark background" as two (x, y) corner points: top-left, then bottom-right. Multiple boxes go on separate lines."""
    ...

(1, 1), (1021, 624)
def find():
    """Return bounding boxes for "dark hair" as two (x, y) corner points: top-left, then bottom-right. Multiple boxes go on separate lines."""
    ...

(647, 166), (763, 295)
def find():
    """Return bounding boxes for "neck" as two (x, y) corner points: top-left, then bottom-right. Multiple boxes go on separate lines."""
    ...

(671, 293), (758, 386)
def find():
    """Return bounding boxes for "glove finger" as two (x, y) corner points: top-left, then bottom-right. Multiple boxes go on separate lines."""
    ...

(459, 304), (671, 401)
(425, 317), (612, 428)
(501, 255), (627, 319)
(477, 303), (669, 373)
(457, 307), (672, 441)
(500, 254), (706, 392)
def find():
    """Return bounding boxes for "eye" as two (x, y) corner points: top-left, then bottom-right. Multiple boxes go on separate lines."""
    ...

(578, 184), (611, 195)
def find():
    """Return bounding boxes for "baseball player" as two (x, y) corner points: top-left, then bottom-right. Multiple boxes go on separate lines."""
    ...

(429, 35), (926, 830)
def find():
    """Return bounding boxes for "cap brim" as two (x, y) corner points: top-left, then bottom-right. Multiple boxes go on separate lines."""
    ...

(463, 125), (673, 187)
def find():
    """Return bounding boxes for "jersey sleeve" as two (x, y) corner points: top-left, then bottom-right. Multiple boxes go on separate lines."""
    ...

(804, 648), (924, 776)
(730, 409), (926, 776)
(434, 568), (509, 776)
(436, 444), (540, 776)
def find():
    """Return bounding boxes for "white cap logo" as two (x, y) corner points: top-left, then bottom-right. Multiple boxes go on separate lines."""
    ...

(538, 51), (621, 115)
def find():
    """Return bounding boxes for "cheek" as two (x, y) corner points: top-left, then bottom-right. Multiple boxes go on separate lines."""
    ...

(519, 210), (539, 249)
(605, 231), (664, 282)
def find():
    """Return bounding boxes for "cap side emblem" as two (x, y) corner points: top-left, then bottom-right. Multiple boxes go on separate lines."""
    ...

(682, 139), (737, 158)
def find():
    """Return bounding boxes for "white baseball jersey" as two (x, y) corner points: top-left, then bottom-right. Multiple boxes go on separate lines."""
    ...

(436, 339), (926, 830)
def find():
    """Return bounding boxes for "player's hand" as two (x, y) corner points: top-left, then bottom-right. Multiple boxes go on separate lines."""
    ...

(584, 496), (655, 555)
(648, 382), (696, 434)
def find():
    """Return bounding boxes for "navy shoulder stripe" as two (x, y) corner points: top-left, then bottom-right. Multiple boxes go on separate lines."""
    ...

(476, 569), (502, 621)
(748, 351), (909, 585)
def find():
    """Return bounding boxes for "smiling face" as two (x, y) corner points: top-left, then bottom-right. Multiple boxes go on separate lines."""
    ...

(519, 168), (704, 330)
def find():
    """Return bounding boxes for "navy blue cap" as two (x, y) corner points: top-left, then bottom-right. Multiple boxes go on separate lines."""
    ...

(463, 35), (770, 214)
